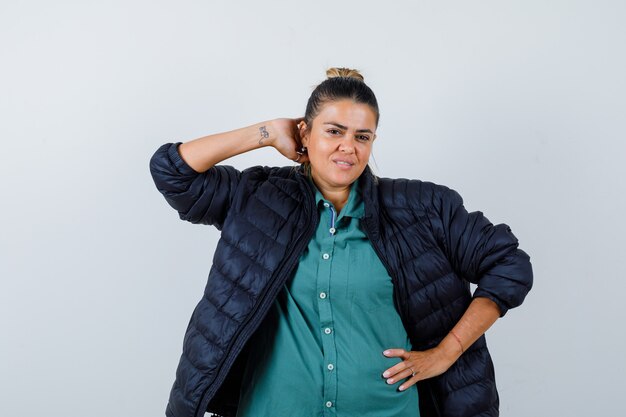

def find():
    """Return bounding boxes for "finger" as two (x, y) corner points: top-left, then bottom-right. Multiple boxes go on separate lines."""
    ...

(292, 151), (310, 164)
(381, 349), (406, 378)
(293, 143), (309, 163)
(383, 348), (406, 358)
(382, 358), (411, 379)
(398, 373), (419, 391)
(385, 367), (416, 386)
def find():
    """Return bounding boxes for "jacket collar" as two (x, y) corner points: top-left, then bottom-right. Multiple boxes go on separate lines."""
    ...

(358, 164), (381, 240)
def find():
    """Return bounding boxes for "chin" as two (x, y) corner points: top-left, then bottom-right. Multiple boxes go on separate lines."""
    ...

(312, 163), (363, 186)
(330, 174), (360, 187)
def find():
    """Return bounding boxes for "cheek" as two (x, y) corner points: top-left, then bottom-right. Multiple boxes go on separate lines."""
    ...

(358, 145), (373, 158)
(309, 142), (329, 157)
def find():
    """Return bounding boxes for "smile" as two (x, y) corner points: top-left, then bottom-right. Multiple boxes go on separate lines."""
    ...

(333, 160), (354, 169)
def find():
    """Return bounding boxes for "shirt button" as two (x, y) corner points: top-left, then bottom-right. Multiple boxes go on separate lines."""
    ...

(327, 363), (334, 371)
(329, 227), (336, 234)
(325, 401), (333, 408)
(324, 327), (332, 334)
(322, 253), (330, 260)
(323, 202), (330, 208)
(319, 292), (327, 299)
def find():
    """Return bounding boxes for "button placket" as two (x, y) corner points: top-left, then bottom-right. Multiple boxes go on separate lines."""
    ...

(328, 205), (337, 237)
(317, 200), (338, 416)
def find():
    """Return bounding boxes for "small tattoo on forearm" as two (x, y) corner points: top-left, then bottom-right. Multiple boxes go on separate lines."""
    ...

(259, 126), (269, 145)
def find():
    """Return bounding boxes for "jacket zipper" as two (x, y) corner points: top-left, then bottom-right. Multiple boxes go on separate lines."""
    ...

(195, 183), (318, 417)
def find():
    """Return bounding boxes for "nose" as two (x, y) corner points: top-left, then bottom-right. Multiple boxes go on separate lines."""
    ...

(338, 136), (356, 153)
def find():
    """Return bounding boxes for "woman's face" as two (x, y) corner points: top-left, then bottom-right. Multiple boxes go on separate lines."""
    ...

(300, 99), (377, 191)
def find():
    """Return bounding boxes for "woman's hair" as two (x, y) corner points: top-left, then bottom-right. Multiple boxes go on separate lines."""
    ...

(304, 67), (380, 129)
(300, 67), (380, 183)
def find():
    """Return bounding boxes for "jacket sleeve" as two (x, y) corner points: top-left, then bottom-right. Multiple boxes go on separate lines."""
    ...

(149, 142), (241, 230)
(437, 187), (533, 317)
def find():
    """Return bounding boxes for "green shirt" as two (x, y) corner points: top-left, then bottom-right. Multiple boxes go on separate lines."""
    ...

(236, 176), (419, 417)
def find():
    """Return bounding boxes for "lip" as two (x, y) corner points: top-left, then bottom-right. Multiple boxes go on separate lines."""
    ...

(332, 158), (355, 165)
(332, 159), (355, 169)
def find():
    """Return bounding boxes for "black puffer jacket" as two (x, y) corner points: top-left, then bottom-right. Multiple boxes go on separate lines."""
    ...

(149, 142), (533, 417)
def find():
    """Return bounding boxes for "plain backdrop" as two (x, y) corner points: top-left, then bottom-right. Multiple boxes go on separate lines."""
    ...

(1, 1), (625, 416)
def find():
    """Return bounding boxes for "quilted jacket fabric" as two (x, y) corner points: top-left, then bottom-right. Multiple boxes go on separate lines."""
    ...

(149, 142), (533, 417)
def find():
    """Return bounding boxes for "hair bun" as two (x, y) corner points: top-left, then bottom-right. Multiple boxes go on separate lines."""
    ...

(326, 67), (364, 81)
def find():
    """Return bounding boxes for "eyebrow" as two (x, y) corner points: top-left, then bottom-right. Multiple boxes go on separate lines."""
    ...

(323, 122), (374, 134)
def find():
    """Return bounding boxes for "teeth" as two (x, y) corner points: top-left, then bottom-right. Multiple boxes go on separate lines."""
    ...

(336, 161), (351, 166)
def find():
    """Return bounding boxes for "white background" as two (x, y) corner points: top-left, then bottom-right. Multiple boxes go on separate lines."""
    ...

(1, 1), (625, 416)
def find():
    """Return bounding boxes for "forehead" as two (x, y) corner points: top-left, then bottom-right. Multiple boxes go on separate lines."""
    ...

(315, 100), (377, 129)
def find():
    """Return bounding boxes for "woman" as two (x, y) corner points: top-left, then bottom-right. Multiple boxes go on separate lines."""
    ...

(149, 67), (533, 417)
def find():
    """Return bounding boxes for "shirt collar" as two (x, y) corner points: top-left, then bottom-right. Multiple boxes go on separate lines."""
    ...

(310, 176), (365, 219)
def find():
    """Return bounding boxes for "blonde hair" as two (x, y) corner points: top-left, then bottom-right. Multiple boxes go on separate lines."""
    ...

(325, 67), (365, 81)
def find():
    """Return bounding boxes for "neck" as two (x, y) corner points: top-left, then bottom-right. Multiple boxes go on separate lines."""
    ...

(324, 190), (350, 214)
(310, 173), (351, 214)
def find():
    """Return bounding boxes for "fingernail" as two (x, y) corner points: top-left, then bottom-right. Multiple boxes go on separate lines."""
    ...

(382, 371), (390, 377)
(387, 378), (394, 384)
(383, 350), (391, 355)
(399, 385), (405, 391)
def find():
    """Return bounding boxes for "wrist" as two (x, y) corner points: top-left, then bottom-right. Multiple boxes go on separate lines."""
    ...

(437, 333), (464, 364)
(254, 121), (274, 148)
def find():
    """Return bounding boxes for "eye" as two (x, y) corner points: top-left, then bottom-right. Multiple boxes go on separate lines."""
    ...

(328, 129), (340, 135)
(357, 135), (370, 141)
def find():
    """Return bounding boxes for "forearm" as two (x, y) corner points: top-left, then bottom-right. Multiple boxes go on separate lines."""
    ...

(178, 121), (275, 173)
(438, 297), (501, 361)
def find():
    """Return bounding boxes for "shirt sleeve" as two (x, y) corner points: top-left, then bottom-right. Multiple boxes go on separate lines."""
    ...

(149, 142), (242, 230)
(437, 187), (534, 317)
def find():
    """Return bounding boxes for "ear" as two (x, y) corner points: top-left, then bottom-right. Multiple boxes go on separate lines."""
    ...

(299, 122), (309, 146)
